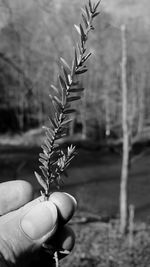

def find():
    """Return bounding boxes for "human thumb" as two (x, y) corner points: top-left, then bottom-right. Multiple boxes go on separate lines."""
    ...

(20, 200), (57, 242)
(0, 200), (58, 265)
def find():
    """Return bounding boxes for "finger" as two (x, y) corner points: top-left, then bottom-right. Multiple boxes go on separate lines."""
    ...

(0, 180), (34, 215)
(20, 200), (58, 243)
(0, 192), (77, 265)
(0, 192), (76, 225)
(57, 225), (75, 260)
(50, 192), (77, 224)
(30, 225), (75, 267)
(20, 192), (77, 243)
(19, 191), (77, 221)
(46, 225), (75, 253)
(0, 200), (58, 265)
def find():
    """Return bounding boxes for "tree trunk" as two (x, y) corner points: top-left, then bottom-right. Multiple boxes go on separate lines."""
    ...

(137, 71), (145, 134)
(81, 91), (87, 139)
(120, 24), (129, 235)
(69, 115), (75, 136)
(105, 93), (110, 136)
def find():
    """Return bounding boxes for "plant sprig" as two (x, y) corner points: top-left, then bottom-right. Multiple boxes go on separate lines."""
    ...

(34, 0), (100, 201)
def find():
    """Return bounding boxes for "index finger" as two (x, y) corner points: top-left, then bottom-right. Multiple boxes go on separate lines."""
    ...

(0, 180), (34, 215)
(22, 191), (77, 225)
(50, 192), (77, 224)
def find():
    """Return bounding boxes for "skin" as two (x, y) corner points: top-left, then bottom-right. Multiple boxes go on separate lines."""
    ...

(0, 180), (77, 267)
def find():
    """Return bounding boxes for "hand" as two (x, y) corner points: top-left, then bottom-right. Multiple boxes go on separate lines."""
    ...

(0, 180), (77, 267)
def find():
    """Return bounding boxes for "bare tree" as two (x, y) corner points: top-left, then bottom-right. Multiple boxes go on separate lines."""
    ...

(120, 24), (130, 234)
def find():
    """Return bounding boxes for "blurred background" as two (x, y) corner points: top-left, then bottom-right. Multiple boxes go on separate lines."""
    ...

(1, 0), (150, 266)
(1, 0), (150, 139)
(0, 0), (150, 225)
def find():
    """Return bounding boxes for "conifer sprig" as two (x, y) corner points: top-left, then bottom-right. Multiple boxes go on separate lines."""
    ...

(34, 0), (100, 200)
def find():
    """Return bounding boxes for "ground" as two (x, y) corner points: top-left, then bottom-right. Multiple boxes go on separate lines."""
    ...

(1, 133), (150, 266)
(62, 217), (150, 267)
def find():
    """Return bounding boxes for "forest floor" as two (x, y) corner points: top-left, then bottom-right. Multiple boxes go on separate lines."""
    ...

(62, 218), (150, 267)
(1, 132), (150, 266)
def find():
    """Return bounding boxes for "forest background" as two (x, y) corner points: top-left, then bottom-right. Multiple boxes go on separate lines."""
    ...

(1, 1), (150, 266)
(0, 0), (150, 142)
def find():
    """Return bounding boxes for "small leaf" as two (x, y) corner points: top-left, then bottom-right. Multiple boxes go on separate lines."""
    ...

(65, 156), (75, 169)
(74, 24), (81, 35)
(67, 154), (75, 164)
(56, 132), (66, 139)
(71, 49), (78, 76)
(94, 0), (101, 12)
(64, 109), (76, 114)
(90, 25), (95, 30)
(59, 75), (67, 91)
(59, 124), (70, 130)
(62, 67), (70, 86)
(49, 97), (58, 114)
(45, 133), (52, 144)
(49, 116), (58, 128)
(39, 153), (48, 160)
(45, 138), (52, 151)
(53, 95), (62, 108)
(81, 8), (87, 19)
(49, 151), (55, 159)
(51, 84), (59, 95)
(67, 96), (81, 102)
(89, 0), (93, 13)
(82, 14), (88, 28)
(77, 42), (82, 56)
(68, 145), (76, 156)
(34, 171), (48, 192)
(80, 24), (86, 42)
(43, 126), (54, 139)
(51, 99), (62, 119)
(85, 5), (90, 20)
(74, 49), (78, 68)
(81, 36), (86, 51)
(52, 99), (61, 113)
(59, 75), (67, 105)
(76, 68), (88, 74)
(50, 158), (58, 167)
(53, 143), (59, 149)
(68, 87), (84, 92)
(60, 57), (71, 73)
(61, 118), (73, 126)
(44, 127), (54, 142)
(92, 11), (100, 18)
(39, 158), (48, 168)
(83, 52), (92, 62)
(71, 81), (79, 86)
(68, 74), (72, 85)
(41, 144), (49, 156)
(40, 166), (49, 179)
(43, 126), (53, 133)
